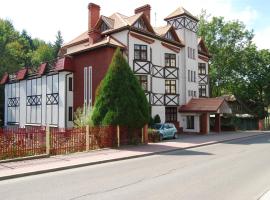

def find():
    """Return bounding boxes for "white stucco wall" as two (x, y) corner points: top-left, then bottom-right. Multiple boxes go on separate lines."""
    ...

(4, 71), (73, 128)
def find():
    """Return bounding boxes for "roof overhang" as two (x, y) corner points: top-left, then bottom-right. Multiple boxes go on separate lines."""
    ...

(179, 98), (232, 114)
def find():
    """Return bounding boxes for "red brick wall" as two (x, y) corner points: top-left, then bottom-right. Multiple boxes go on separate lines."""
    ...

(72, 47), (116, 111)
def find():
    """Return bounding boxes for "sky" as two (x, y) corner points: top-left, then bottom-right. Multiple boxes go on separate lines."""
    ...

(0, 0), (269, 49)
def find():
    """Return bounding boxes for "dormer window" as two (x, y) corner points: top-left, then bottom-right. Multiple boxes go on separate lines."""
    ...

(165, 31), (174, 41)
(100, 22), (109, 32)
(134, 18), (147, 30)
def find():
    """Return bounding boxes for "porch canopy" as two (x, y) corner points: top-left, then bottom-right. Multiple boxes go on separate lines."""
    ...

(179, 98), (232, 133)
(179, 98), (232, 114)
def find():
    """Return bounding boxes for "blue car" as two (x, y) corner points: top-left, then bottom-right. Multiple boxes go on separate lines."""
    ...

(153, 123), (178, 141)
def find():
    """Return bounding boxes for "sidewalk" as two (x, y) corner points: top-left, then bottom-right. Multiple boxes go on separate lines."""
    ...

(0, 131), (269, 181)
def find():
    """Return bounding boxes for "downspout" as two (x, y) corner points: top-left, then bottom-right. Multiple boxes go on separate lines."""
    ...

(127, 28), (130, 66)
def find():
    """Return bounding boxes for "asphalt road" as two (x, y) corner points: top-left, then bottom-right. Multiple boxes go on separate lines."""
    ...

(1, 134), (270, 200)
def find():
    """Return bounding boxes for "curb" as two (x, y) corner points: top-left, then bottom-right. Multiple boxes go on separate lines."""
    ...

(0, 154), (49, 164)
(0, 132), (269, 181)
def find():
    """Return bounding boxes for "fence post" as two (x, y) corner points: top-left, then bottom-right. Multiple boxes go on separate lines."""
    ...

(86, 125), (90, 151)
(143, 124), (148, 144)
(117, 125), (120, 147)
(141, 127), (144, 144)
(46, 125), (50, 155)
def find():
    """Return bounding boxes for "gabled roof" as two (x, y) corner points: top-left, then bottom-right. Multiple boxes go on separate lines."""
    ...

(0, 73), (9, 85)
(95, 15), (115, 30)
(165, 7), (199, 22)
(16, 68), (28, 80)
(64, 12), (155, 48)
(62, 31), (89, 48)
(198, 37), (211, 57)
(67, 36), (126, 55)
(179, 98), (232, 113)
(154, 25), (182, 43)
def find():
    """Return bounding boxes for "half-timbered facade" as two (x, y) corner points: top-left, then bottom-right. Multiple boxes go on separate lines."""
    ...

(2, 3), (230, 133)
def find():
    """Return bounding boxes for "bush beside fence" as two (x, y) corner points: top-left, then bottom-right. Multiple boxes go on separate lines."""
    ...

(0, 125), (147, 160)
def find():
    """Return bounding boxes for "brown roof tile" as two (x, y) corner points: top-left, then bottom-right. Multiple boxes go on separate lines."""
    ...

(67, 36), (126, 55)
(179, 98), (230, 113)
(165, 7), (199, 21)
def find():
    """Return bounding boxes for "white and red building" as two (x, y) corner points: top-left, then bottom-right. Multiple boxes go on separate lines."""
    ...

(1, 3), (231, 133)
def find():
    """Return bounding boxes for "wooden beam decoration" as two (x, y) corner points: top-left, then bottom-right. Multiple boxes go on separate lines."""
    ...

(161, 42), (181, 53)
(130, 32), (155, 44)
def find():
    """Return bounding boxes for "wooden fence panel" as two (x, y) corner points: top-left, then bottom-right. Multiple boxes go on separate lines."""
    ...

(0, 126), (46, 160)
(50, 127), (86, 155)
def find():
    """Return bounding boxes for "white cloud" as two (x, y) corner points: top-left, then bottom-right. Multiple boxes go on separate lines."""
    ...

(253, 27), (270, 50)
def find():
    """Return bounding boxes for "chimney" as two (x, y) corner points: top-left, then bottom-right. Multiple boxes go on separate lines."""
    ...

(88, 3), (101, 44)
(135, 4), (151, 22)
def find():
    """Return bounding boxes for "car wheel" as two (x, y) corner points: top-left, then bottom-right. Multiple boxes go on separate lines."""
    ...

(173, 133), (178, 139)
(159, 134), (163, 141)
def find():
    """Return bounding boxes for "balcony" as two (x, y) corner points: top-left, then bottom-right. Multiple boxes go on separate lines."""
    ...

(164, 67), (178, 79)
(198, 74), (208, 84)
(164, 94), (179, 106)
(133, 60), (151, 74)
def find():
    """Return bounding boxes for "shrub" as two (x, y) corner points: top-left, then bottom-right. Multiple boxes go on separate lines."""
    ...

(153, 114), (161, 124)
(92, 48), (149, 128)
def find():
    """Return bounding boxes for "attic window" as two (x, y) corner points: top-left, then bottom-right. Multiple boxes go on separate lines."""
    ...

(100, 22), (109, 32)
(134, 18), (147, 31)
(165, 31), (174, 41)
(198, 45), (202, 52)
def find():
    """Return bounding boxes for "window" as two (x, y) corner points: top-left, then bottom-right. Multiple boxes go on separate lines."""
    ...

(150, 48), (152, 62)
(188, 70), (196, 82)
(165, 31), (174, 41)
(134, 44), (147, 60)
(188, 90), (197, 97)
(188, 47), (196, 59)
(68, 77), (73, 91)
(68, 107), (73, 121)
(199, 85), (206, 97)
(134, 18), (146, 30)
(165, 80), (176, 94)
(100, 22), (109, 32)
(136, 75), (148, 91)
(187, 116), (194, 129)
(165, 107), (177, 122)
(198, 63), (206, 75)
(165, 53), (176, 67)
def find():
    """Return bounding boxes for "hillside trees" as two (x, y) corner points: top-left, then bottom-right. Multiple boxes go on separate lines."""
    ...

(198, 12), (270, 118)
(0, 19), (64, 125)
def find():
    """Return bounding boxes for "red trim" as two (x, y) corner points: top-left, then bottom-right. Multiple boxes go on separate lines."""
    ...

(130, 32), (155, 44)
(16, 68), (28, 80)
(198, 55), (209, 62)
(161, 42), (181, 53)
(38, 63), (47, 75)
(55, 57), (74, 72)
(0, 73), (9, 85)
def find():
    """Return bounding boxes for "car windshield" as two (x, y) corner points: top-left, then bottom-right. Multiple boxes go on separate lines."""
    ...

(153, 124), (163, 130)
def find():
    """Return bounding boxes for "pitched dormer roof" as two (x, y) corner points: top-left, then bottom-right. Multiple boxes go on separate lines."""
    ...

(165, 7), (199, 22)
(154, 25), (182, 43)
(198, 37), (211, 58)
